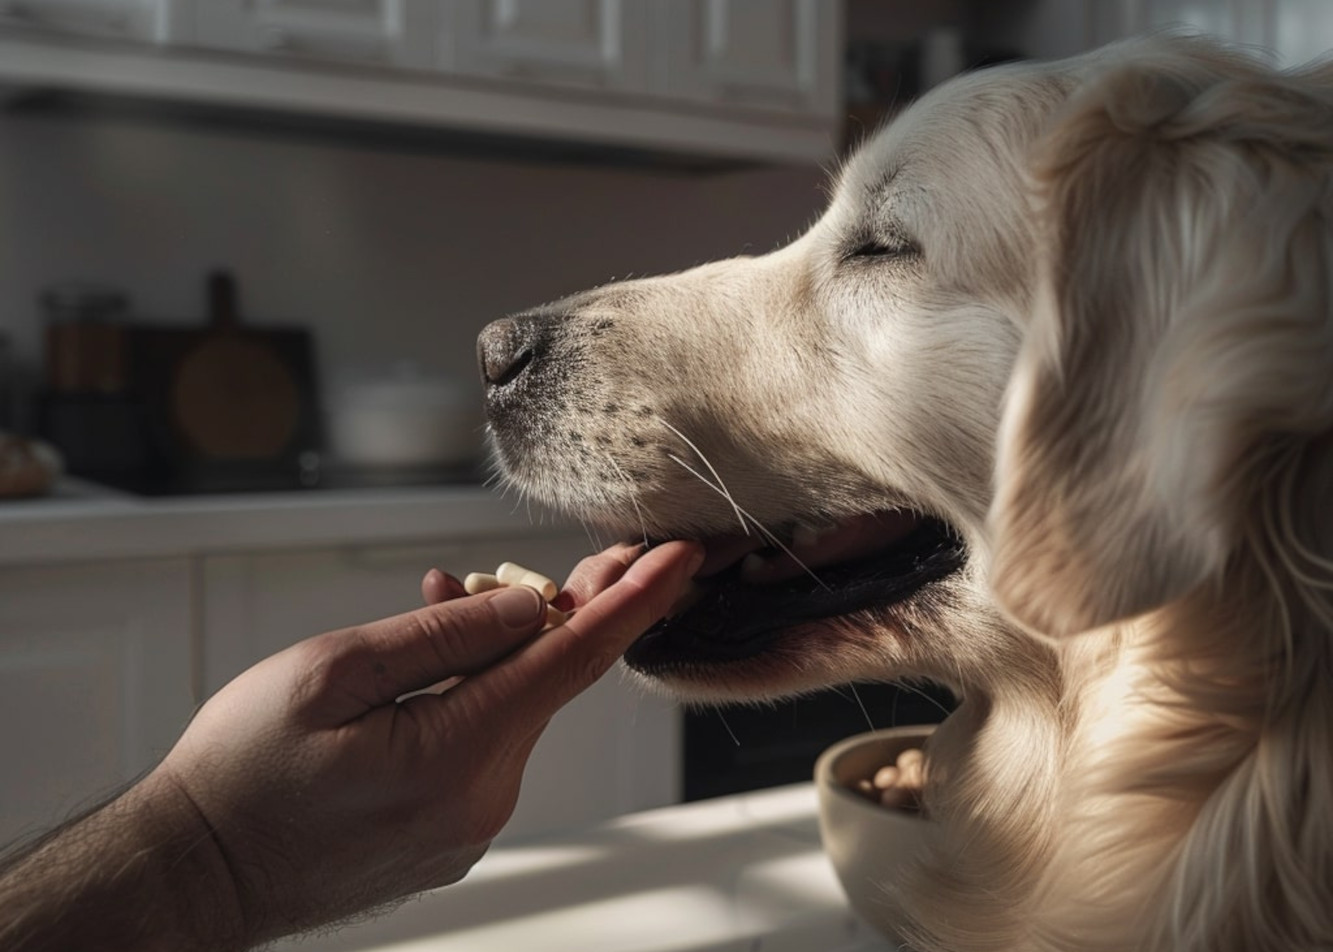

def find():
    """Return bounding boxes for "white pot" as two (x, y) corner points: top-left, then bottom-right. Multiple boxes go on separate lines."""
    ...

(327, 364), (480, 469)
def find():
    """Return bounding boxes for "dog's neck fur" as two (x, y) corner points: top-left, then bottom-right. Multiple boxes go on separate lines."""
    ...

(918, 546), (1332, 952)
(1035, 512), (1333, 952)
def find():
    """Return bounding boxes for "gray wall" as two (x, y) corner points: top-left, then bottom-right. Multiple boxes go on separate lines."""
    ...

(0, 111), (827, 418)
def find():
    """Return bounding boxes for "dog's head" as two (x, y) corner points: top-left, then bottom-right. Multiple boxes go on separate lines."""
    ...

(478, 60), (1080, 703)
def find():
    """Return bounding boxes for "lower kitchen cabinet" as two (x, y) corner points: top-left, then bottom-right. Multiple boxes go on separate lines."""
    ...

(200, 534), (682, 840)
(0, 558), (194, 847)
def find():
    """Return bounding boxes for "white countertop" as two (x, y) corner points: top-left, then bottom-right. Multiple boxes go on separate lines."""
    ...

(0, 477), (575, 566)
(272, 783), (899, 952)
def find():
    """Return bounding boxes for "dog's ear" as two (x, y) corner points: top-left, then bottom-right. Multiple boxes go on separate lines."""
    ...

(990, 54), (1333, 638)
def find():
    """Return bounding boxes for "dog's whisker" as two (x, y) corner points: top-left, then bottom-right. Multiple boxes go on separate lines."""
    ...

(604, 453), (652, 548)
(891, 679), (954, 719)
(739, 511), (833, 592)
(658, 418), (749, 536)
(848, 683), (876, 732)
(716, 709), (741, 747)
(666, 451), (833, 591)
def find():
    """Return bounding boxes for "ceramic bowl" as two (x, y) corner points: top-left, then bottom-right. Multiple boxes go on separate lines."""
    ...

(814, 725), (937, 948)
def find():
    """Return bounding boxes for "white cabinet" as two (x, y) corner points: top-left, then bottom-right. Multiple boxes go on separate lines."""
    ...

(0, 0), (182, 42)
(0, 0), (844, 163)
(190, 0), (439, 70)
(656, 0), (840, 116)
(1272, 0), (1333, 67)
(445, 0), (649, 92)
(200, 534), (681, 839)
(0, 558), (194, 846)
(1001, 0), (1333, 68)
(1131, 0), (1271, 49)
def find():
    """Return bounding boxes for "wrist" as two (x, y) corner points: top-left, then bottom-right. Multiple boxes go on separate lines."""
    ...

(127, 769), (253, 952)
(0, 771), (252, 952)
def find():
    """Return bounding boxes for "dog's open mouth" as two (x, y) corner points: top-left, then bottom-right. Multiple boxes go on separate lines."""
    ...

(625, 510), (965, 674)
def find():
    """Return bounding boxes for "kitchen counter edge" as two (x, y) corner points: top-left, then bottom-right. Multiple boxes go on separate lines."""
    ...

(0, 479), (578, 566)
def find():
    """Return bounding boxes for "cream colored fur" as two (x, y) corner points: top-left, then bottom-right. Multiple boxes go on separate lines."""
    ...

(489, 34), (1333, 952)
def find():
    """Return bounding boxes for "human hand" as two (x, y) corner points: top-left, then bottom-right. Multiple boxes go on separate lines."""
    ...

(144, 540), (702, 947)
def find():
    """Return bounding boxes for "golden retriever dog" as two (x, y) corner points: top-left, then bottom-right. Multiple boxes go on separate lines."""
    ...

(477, 34), (1333, 952)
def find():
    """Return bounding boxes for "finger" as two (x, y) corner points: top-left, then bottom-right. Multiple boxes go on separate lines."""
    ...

(450, 540), (703, 732)
(552, 542), (645, 612)
(422, 568), (466, 606)
(305, 585), (548, 724)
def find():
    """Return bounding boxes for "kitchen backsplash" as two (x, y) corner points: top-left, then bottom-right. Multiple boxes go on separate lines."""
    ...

(0, 110), (826, 429)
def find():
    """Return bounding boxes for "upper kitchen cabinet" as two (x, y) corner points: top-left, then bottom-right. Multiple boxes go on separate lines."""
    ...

(189, 0), (439, 70)
(0, 0), (184, 42)
(657, 0), (839, 116)
(989, 0), (1332, 67)
(0, 0), (843, 164)
(443, 0), (649, 92)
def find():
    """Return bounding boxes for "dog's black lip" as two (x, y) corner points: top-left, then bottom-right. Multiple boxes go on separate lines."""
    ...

(624, 519), (964, 671)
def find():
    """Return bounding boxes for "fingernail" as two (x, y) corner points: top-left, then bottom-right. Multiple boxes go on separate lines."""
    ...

(489, 586), (545, 630)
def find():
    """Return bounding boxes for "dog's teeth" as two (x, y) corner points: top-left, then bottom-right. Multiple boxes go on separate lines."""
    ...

(741, 552), (768, 581)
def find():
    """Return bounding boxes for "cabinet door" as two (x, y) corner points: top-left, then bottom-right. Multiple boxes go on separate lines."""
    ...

(0, 0), (182, 42)
(1137, 0), (1271, 46)
(0, 559), (194, 847)
(191, 0), (438, 70)
(656, 0), (840, 116)
(201, 534), (680, 837)
(444, 0), (649, 91)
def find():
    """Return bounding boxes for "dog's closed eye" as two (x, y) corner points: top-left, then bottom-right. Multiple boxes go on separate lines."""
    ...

(843, 226), (921, 263)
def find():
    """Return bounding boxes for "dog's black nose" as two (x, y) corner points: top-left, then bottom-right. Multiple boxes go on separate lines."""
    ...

(478, 317), (533, 388)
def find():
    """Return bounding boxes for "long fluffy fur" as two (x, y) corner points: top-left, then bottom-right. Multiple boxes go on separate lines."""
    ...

(992, 38), (1333, 952)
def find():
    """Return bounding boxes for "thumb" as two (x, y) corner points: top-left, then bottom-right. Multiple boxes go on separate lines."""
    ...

(303, 585), (548, 724)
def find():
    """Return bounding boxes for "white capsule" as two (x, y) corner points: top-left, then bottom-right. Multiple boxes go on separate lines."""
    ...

(496, 561), (558, 600)
(544, 604), (568, 630)
(463, 572), (502, 594)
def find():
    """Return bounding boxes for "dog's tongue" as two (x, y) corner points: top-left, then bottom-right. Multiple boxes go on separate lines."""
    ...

(692, 510), (920, 585)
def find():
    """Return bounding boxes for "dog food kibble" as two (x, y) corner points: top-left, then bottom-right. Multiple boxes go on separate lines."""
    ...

(464, 562), (566, 630)
(895, 748), (925, 788)
(852, 746), (927, 813)
(873, 765), (901, 789)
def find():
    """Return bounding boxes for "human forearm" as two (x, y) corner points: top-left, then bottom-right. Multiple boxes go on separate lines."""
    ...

(0, 772), (247, 952)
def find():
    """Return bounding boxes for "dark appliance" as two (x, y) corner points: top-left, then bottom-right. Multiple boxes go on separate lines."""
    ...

(125, 271), (323, 494)
(36, 283), (150, 484)
(37, 272), (324, 494)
